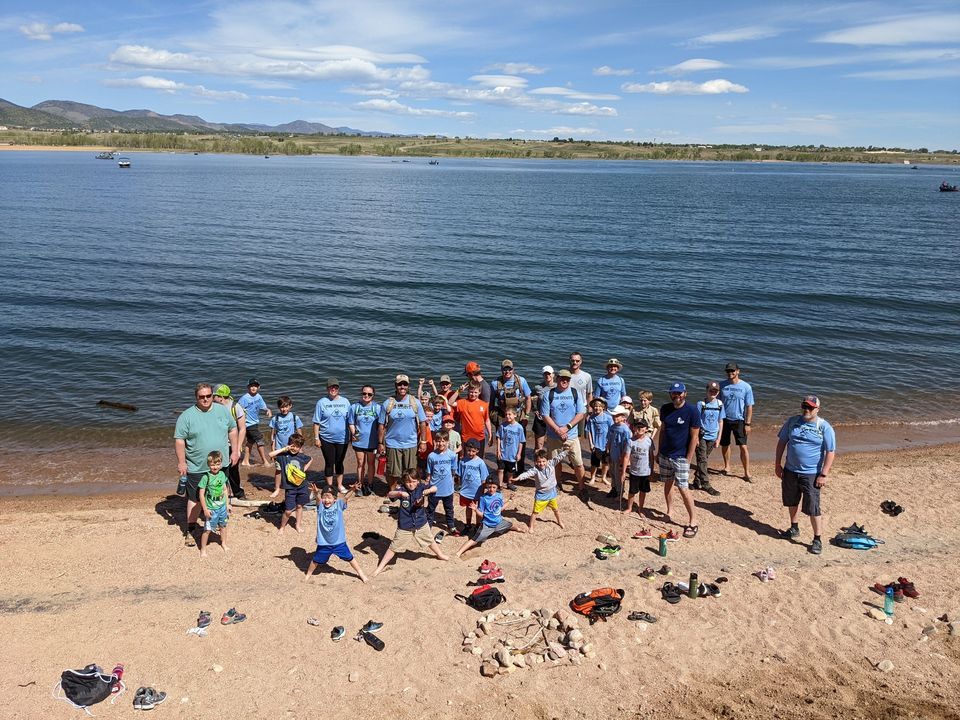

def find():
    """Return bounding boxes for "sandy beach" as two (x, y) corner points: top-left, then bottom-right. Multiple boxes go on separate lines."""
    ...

(2, 436), (959, 719)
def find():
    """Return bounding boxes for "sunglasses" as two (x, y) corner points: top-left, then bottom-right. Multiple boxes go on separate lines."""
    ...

(361, 392), (373, 397)
(197, 394), (213, 399)
(396, 382), (409, 387)
(801, 403), (817, 410)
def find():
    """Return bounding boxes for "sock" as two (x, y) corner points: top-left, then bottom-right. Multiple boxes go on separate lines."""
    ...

(813, 534), (821, 541)
(791, 523), (799, 530)
(187, 523), (197, 532)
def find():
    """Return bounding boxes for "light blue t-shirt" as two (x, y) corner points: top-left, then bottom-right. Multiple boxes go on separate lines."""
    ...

(594, 375), (627, 409)
(316, 498), (347, 546)
(458, 456), (489, 501)
(778, 416), (836, 475)
(607, 422), (632, 462)
(426, 448), (458, 497)
(540, 387), (585, 439)
(269, 411), (303, 450)
(719, 380), (754, 421)
(478, 491), (505, 527)
(429, 412), (445, 432)
(237, 392), (268, 427)
(697, 399), (726, 442)
(497, 421), (526, 462)
(313, 395), (351, 444)
(586, 411), (614, 450)
(347, 401), (382, 449)
(378, 396), (427, 449)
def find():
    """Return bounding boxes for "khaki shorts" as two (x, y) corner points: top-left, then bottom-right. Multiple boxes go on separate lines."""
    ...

(386, 446), (418, 477)
(546, 437), (584, 468)
(389, 525), (435, 552)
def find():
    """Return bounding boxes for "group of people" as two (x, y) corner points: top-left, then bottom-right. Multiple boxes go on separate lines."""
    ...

(172, 354), (837, 574)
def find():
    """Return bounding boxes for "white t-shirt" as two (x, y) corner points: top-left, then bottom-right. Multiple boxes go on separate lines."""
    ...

(628, 436), (653, 476)
(569, 370), (593, 405)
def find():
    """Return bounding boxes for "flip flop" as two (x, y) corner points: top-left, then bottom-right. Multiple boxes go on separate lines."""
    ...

(661, 583), (682, 604)
(628, 611), (658, 623)
(682, 525), (699, 538)
(890, 505), (904, 516)
(639, 567), (656, 580)
(657, 565), (672, 576)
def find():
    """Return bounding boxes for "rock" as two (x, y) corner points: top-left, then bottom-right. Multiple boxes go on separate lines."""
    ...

(949, 622), (959, 636)
(566, 629), (584, 644)
(580, 643), (593, 654)
(479, 623), (491, 636)
(584, 650), (596, 659)
(569, 654), (582, 666)
(480, 663), (498, 678)
(877, 659), (894, 672)
(553, 609), (572, 626)
(534, 654), (544, 664)
(538, 607), (553, 619)
(520, 610), (531, 619)
(599, 663), (607, 671)
(548, 642), (567, 659)
(471, 647), (483, 656)
(211, 665), (223, 673)
(496, 649), (512, 668)
(463, 637), (475, 646)
(467, 631), (477, 640)
(348, 671), (360, 683)
(922, 625), (937, 636)
(569, 640), (584, 650)
(867, 608), (888, 622)
(548, 619), (560, 630)
(512, 654), (527, 668)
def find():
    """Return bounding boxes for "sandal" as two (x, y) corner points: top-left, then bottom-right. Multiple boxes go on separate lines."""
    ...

(683, 525), (699, 538)
(639, 567), (656, 580)
(628, 611), (658, 623)
(221, 608), (246, 624)
(661, 583), (682, 604)
(880, 500), (896, 514)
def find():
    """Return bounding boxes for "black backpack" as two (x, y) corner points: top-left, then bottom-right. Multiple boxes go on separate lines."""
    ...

(456, 585), (506, 611)
(57, 664), (118, 709)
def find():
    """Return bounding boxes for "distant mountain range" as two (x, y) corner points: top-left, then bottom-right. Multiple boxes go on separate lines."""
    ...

(0, 98), (391, 136)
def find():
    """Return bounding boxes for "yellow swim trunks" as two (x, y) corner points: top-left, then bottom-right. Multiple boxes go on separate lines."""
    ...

(532, 497), (559, 513)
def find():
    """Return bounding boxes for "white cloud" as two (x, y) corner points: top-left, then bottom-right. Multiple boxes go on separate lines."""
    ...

(529, 86), (620, 101)
(103, 75), (249, 101)
(257, 95), (303, 104)
(194, 86), (249, 101)
(847, 66), (960, 80)
(395, 78), (618, 116)
(254, 45), (426, 64)
(356, 98), (474, 119)
(469, 74), (529, 89)
(686, 26), (779, 46)
(485, 62), (546, 75)
(657, 58), (729, 75)
(19, 21), (84, 41)
(817, 14), (960, 45)
(593, 65), (634, 76)
(622, 79), (749, 95)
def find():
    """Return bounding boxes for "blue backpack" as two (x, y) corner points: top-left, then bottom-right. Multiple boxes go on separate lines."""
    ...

(831, 532), (881, 550)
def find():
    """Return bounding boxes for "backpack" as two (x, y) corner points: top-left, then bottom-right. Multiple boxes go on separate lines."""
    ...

(55, 664), (119, 712)
(384, 396), (420, 423)
(788, 414), (824, 436)
(455, 584), (506, 611)
(831, 532), (881, 550)
(548, 386), (580, 414)
(570, 587), (625, 624)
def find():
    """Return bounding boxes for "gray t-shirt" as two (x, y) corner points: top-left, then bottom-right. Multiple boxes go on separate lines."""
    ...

(628, 436), (653, 476)
(569, 370), (593, 405)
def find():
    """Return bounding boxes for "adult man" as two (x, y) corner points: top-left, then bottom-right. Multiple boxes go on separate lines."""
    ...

(237, 378), (273, 466)
(174, 383), (239, 547)
(693, 381), (724, 496)
(775, 395), (836, 555)
(658, 383), (701, 538)
(489, 359), (532, 471)
(540, 369), (586, 495)
(212, 384), (247, 499)
(378, 374), (428, 491)
(719, 362), (755, 482)
(531, 366), (555, 452)
(462, 361), (492, 404)
(567, 352), (593, 407)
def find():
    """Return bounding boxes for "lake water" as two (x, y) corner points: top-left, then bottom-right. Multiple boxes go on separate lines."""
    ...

(1, 151), (958, 451)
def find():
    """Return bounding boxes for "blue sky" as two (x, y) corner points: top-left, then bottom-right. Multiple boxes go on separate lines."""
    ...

(1, 1), (958, 148)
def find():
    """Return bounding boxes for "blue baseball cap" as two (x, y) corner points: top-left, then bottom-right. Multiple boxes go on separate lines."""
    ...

(669, 382), (686, 393)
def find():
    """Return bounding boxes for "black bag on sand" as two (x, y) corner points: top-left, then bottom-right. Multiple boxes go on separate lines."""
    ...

(455, 585), (506, 611)
(58, 664), (116, 708)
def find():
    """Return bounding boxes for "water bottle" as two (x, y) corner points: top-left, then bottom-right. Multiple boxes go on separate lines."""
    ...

(688, 572), (699, 599)
(176, 474), (188, 496)
(110, 664), (124, 693)
(884, 587), (895, 617)
(658, 535), (668, 557)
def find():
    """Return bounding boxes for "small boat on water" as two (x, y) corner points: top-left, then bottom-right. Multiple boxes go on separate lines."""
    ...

(940, 182), (958, 192)
(428, 159), (440, 165)
(118, 157), (131, 168)
(95, 151), (115, 160)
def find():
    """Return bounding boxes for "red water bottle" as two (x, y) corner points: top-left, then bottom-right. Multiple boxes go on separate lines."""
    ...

(111, 664), (124, 693)
(376, 452), (386, 478)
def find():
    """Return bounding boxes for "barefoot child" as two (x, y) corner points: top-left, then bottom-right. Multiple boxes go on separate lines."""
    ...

(198, 451), (231, 557)
(373, 470), (449, 575)
(495, 407), (526, 490)
(269, 433), (313, 533)
(623, 418), (654, 515)
(513, 448), (567, 532)
(268, 396), (303, 499)
(585, 397), (613, 485)
(425, 431), (459, 535)
(305, 484), (368, 583)
(455, 479), (526, 557)
(457, 439), (488, 536)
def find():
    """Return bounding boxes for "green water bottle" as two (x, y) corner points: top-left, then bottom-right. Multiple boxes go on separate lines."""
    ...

(884, 587), (895, 617)
(688, 572), (699, 599)
(658, 535), (668, 557)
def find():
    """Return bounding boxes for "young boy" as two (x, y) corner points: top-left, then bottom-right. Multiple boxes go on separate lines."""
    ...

(455, 382), (491, 453)
(429, 395), (449, 432)
(694, 382), (725, 496)
(305, 484), (368, 583)
(455, 479), (526, 557)
(623, 418), (654, 515)
(237, 379), (272, 466)
(268, 396), (303, 499)
(198, 450), (231, 557)
(269, 433), (313, 534)
(513, 448), (566, 532)
(425, 431), (458, 534)
(457, 439), (489, 535)
(442, 413), (462, 456)
(605, 406), (632, 501)
(635, 390), (662, 442)
(373, 469), (449, 575)
(495, 407), (526, 490)
(585, 397), (613, 485)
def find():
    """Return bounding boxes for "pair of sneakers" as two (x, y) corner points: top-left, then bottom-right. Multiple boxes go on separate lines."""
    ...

(477, 559), (504, 583)
(133, 687), (167, 710)
(331, 619), (382, 642)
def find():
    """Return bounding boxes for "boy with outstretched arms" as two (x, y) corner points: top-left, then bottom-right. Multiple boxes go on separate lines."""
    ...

(305, 483), (367, 583)
(373, 469), (449, 575)
(513, 448), (567, 531)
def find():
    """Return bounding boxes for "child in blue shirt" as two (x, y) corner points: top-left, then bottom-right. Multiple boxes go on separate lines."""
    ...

(585, 397), (613, 486)
(373, 469), (449, 576)
(457, 439), (489, 535)
(426, 432), (459, 535)
(238, 379), (272, 467)
(605, 406), (632, 501)
(455, 479), (526, 557)
(304, 484), (367, 583)
(495, 408), (527, 490)
(268, 395), (304, 499)
(268, 433), (314, 534)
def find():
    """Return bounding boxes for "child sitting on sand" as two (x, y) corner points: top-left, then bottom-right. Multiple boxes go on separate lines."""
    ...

(269, 433), (313, 534)
(457, 438), (489, 535)
(623, 418), (654, 515)
(373, 469), (449, 575)
(455, 479), (526, 557)
(305, 484), (367, 583)
(198, 450), (231, 557)
(513, 448), (567, 532)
